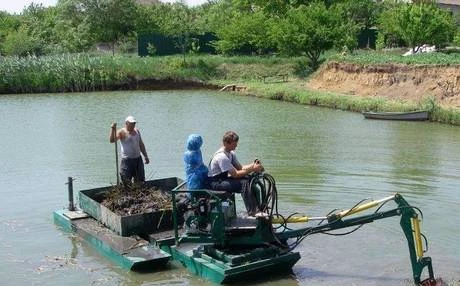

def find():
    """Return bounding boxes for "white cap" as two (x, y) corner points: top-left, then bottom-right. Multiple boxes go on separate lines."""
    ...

(125, 115), (136, 123)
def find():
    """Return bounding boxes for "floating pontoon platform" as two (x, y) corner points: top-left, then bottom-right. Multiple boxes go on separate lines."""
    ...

(53, 209), (171, 270)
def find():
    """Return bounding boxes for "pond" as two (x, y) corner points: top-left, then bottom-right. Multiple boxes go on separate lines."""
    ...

(0, 90), (458, 286)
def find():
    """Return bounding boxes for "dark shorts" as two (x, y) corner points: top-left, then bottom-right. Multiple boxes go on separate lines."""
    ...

(209, 177), (245, 193)
(120, 156), (145, 183)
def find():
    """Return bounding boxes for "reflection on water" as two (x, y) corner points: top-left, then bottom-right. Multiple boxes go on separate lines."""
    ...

(0, 91), (459, 286)
(70, 235), (79, 259)
(388, 123), (441, 195)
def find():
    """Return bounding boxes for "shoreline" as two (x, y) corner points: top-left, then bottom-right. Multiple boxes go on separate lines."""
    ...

(1, 53), (458, 125)
(2, 76), (459, 126)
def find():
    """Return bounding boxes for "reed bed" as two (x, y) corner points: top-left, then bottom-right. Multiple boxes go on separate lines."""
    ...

(0, 54), (212, 93)
(0, 54), (303, 94)
(0, 54), (129, 93)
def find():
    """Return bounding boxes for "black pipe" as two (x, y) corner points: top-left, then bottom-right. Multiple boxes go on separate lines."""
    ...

(67, 177), (75, 211)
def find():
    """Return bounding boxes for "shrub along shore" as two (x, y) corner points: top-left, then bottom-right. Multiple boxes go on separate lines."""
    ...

(1, 52), (459, 125)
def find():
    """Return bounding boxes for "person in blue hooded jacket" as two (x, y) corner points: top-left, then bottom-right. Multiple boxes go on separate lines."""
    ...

(183, 134), (208, 190)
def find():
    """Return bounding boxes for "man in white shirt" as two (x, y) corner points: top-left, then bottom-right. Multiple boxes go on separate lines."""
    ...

(208, 131), (264, 216)
(110, 115), (149, 184)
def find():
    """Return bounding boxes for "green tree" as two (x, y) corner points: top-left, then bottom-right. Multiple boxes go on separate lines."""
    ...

(333, 0), (380, 50)
(0, 11), (21, 38)
(14, 3), (60, 55)
(233, 0), (338, 16)
(161, 2), (203, 64)
(202, 0), (235, 33)
(271, 2), (357, 69)
(54, 0), (94, 52)
(378, 2), (456, 51)
(0, 11), (22, 55)
(1, 26), (43, 56)
(0, 4), (60, 56)
(213, 8), (272, 55)
(454, 27), (460, 46)
(333, 0), (378, 30)
(81, 0), (139, 55)
(135, 2), (170, 36)
(22, 4), (58, 41)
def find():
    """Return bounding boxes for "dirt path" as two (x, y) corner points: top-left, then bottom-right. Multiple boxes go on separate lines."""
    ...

(306, 62), (460, 109)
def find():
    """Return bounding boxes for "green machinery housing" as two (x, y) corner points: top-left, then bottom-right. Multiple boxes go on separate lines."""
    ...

(162, 173), (436, 285)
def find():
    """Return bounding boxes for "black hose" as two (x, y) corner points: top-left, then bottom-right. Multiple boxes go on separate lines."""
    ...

(249, 173), (291, 248)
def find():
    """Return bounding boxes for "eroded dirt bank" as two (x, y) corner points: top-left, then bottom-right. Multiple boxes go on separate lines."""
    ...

(306, 62), (460, 108)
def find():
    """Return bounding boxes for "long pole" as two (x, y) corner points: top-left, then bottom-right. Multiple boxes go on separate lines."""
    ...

(115, 139), (119, 185)
(113, 123), (120, 185)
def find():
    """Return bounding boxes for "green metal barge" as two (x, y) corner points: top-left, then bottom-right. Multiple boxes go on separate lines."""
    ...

(53, 174), (439, 285)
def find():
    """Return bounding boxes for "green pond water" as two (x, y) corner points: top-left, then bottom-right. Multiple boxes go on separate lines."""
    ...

(0, 90), (458, 286)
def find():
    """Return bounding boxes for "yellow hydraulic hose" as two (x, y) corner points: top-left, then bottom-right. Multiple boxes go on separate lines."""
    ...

(272, 216), (309, 224)
(336, 195), (396, 219)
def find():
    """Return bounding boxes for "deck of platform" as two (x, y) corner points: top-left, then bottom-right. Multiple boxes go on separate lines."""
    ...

(53, 209), (171, 271)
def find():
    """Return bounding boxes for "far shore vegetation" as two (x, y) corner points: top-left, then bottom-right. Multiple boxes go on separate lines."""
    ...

(1, 52), (460, 125)
(0, 0), (459, 125)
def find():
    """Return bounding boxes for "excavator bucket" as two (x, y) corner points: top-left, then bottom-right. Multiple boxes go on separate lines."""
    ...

(420, 277), (444, 286)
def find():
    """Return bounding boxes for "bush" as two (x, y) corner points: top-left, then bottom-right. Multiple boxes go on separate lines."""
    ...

(1, 28), (43, 56)
(293, 58), (313, 78)
(147, 43), (157, 56)
(453, 29), (460, 46)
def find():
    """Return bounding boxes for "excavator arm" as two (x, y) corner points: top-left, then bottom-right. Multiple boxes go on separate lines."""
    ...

(275, 194), (436, 285)
(395, 194), (435, 286)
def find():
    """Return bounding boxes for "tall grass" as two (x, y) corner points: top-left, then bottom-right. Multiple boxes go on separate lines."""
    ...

(0, 54), (206, 93)
(0, 54), (132, 93)
(0, 54), (302, 93)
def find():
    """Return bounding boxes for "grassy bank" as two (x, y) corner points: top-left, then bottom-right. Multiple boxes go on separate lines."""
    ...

(234, 81), (460, 125)
(1, 52), (459, 125)
(208, 50), (460, 125)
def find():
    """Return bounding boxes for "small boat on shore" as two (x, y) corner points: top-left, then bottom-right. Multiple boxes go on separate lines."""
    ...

(362, 110), (429, 121)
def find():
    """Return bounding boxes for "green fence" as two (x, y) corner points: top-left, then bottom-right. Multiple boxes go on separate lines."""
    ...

(138, 33), (217, 56)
